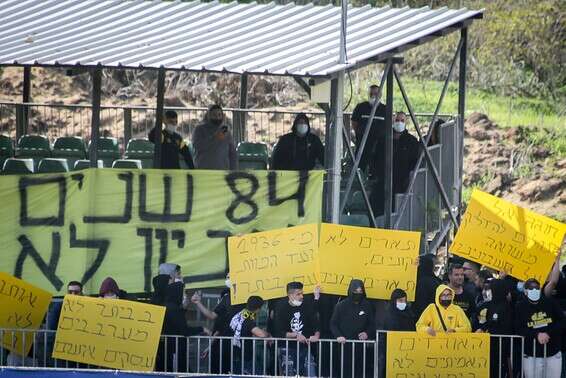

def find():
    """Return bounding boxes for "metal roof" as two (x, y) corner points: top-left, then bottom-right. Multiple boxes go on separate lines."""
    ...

(0, 0), (483, 77)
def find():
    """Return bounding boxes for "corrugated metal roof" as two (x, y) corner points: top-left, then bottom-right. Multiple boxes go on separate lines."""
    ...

(0, 0), (483, 77)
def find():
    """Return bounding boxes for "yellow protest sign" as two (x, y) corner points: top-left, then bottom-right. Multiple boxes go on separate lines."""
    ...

(318, 224), (420, 300)
(386, 331), (489, 377)
(0, 169), (322, 295)
(52, 295), (165, 371)
(451, 189), (566, 283)
(0, 272), (52, 356)
(228, 224), (319, 304)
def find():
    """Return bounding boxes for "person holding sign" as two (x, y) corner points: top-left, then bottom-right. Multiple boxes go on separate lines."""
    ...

(330, 279), (375, 378)
(272, 281), (319, 377)
(515, 278), (565, 378)
(416, 284), (471, 335)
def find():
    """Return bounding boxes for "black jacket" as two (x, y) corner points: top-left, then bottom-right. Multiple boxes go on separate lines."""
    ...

(351, 101), (387, 175)
(515, 292), (565, 357)
(148, 127), (194, 169)
(272, 117), (324, 171)
(272, 300), (319, 339)
(330, 280), (375, 340)
(481, 279), (514, 335)
(162, 282), (203, 336)
(372, 130), (420, 192)
(413, 254), (441, 318)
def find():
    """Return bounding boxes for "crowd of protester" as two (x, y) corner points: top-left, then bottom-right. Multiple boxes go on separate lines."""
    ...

(19, 249), (562, 378)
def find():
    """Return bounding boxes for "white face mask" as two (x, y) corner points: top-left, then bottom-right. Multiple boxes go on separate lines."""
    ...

(393, 122), (406, 133)
(103, 294), (117, 299)
(296, 123), (308, 137)
(482, 290), (492, 302)
(174, 277), (183, 283)
(517, 281), (525, 293)
(368, 97), (378, 105)
(290, 299), (303, 307)
(396, 302), (407, 311)
(225, 279), (232, 289)
(526, 288), (541, 302)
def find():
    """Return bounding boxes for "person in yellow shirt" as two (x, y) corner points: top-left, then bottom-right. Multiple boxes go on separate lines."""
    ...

(416, 284), (471, 335)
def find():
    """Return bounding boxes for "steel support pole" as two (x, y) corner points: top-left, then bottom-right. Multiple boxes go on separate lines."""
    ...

(22, 66), (31, 137)
(339, 0), (347, 64)
(457, 27), (468, 224)
(326, 72), (344, 223)
(384, 61), (394, 228)
(89, 67), (102, 167)
(237, 73), (248, 143)
(153, 67), (166, 168)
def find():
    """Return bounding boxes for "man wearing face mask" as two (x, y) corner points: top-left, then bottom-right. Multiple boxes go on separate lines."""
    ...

(515, 278), (565, 378)
(330, 279), (375, 378)
(370, 111), (420, 216)
(351, 84), (387, 175)
(272, 113), (324, 171)
(272, 281), (319, 377)
(192, 104), (238, 170)
(148, 110), (194, 169)
(416, 284), (471, 335)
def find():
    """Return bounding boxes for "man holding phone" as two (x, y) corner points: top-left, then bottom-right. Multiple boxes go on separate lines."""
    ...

(192, 104), (238, 170)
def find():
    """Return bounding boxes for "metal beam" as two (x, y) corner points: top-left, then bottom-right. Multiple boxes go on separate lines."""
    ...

(236, 73), (248, 143)
(339, 62), (390, 215)
(393, 68), (459, 230)
(325, 71), (344, 223)
(393, 37), (463, 228)
(457, 27), (468, 225)
(22, 66), (31, 136)
(89, 67), (102, 167)
(384, 60), (394, 228)
(153, 67), (166, 168)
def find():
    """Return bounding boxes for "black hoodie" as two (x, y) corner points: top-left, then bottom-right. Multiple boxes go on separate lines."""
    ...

(330, 280), (375, 340)
(479, 279), (514, 335)
(383, 289), (415, 332)
(150, 274), (170, 306)
(271, 113), (324, 171)
(413, 254), (441, 318)
(162, 282), (204, 336)
(515, 290), (565, 357)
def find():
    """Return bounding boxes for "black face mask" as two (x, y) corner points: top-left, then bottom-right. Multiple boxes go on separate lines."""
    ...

(352, 293), (364, 302)
(210, 118), (222, 126)
(439, 299), (451, 307)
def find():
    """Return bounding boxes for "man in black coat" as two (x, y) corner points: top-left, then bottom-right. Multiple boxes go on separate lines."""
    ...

(413, 254), (441, 318)
(330, 279), (375, 378)
(271, 113), (324, 171)
(148, 110), (194, 169)
(370, 111), (420, 216)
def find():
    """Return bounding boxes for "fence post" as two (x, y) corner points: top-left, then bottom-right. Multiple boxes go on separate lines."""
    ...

(15, 104), (25, 141)
(123, 107), (132, 150)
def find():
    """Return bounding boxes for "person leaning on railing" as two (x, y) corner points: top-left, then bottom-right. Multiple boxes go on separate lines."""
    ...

(416, 284), (471, 335)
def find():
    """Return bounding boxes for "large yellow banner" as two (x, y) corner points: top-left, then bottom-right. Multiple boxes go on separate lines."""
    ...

(318, 224), (420, 300)
(0, 169), (322, 295)
(386, 331), (489, 378)
(451, 189), (566, 283)
(0, 272), (52, 356)
(52, 295), (165, 371)
(228, 224), (319, 304)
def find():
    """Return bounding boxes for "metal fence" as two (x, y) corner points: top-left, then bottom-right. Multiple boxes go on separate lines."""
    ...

(0, 328), (545, 378)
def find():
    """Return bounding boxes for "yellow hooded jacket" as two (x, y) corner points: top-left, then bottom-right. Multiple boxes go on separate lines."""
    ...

(416, 284), (471, 333)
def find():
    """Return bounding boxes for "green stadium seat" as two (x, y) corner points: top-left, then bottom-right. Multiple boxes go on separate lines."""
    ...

(112, 159), (142, 169)
(16, 135), (51, 169)
(237, 142), (268, 170)
(1, 158), (34, 175)
(38, 158), (69, 173)
(73, 159), (104, 170)
(52, 136), (87, 169)
(339, 213), (370, 227)
(88, 137), (120, 167)
(0, 135), (14, 170)
(124, 139), (154, 168)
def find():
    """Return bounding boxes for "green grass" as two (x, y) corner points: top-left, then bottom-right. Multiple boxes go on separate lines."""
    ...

(344, 72), (566, 156)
